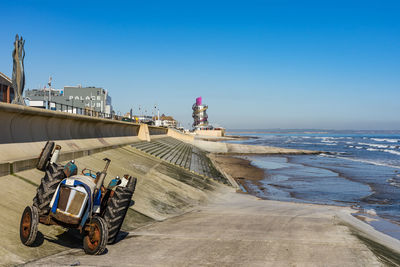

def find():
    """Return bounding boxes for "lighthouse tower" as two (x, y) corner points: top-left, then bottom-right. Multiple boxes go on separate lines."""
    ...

(192, 96), (209, 129)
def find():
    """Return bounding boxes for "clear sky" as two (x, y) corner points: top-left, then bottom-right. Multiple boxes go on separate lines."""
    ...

(0, 0), (399, 130)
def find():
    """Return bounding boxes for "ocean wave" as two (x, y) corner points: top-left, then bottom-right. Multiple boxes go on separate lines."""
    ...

(334, 156), (400, 169)
(371, 138), (399, 143)
(367, 148), (379, 151)
(358, 142), (389, 149)
(315, 137), (339, 142)
(387, 178), (400, 188)
(319, 143), (337, 146)
(383, 149), (400, 156)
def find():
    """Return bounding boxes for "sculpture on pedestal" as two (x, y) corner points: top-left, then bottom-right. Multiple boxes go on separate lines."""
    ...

(12, 34), (26, 105)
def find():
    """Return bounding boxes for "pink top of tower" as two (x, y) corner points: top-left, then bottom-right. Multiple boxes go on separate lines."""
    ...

(196, 97), (202, 106)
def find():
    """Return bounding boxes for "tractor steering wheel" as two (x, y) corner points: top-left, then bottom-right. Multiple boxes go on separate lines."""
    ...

(82, 168), (97, 179)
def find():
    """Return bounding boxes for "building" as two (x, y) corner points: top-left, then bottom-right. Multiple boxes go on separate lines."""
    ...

(25, 85), (113, 115)
(154, 115), (177, 128)
(0, 72), (15, 103)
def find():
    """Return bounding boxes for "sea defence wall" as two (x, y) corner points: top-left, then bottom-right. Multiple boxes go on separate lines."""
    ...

(167, 128), (194, 142)
(191, 139), (318, 154)
(0, 103), (169, 176)
(195, 129), (225, 137)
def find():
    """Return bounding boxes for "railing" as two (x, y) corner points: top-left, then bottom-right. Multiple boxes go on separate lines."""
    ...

(48, 101), (125, 121)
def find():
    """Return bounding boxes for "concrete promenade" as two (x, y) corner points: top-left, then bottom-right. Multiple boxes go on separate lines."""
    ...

(27, 190), (387, 266)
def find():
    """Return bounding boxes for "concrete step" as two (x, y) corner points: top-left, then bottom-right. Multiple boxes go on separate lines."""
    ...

(164, 143), (186, 162)
(158, 143), (182, 160)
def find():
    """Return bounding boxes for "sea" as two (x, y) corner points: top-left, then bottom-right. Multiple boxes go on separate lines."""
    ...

(226, 130), (400, 236)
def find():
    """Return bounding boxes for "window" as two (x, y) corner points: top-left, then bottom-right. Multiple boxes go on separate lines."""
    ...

(0, 85), (4, 102)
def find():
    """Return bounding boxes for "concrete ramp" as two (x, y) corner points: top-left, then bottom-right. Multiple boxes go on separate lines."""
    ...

(131, 137), (228, 184)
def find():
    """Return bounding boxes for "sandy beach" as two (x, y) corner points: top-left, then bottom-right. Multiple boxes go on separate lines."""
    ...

(209, 154), (264, 193)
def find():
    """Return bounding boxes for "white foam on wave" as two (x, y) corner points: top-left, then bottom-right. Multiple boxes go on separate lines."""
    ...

(320, 137), (338, 143)
(319, 143), (337, 146)
(383, 149), (400, 156)
(358, 142), (389, 149)
(327, 155), (400, 169)
(371, 138), (399, 143)
(367, 148), (379, 151)
(365, 209), (377, 216)
(355, 146), (363, 149)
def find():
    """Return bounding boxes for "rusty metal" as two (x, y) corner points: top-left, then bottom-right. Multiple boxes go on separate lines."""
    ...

(52, 210), (80, 225)
(21, 210), (31, 239)
(84, 221), (100, 250)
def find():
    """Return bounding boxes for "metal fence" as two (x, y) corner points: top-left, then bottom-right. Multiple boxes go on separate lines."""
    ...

(48, 101), (125, 121)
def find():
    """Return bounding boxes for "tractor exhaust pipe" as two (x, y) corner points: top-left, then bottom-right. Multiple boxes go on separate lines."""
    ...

(95, 158), (111, 191)
(50, 145), (61, 164)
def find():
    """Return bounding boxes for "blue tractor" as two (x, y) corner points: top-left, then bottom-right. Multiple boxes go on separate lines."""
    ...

(19, 141), (137, 255)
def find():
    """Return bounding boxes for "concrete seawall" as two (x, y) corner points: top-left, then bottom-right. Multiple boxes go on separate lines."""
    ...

(0, 103), (151, 143)
(0, 103), (170, 176)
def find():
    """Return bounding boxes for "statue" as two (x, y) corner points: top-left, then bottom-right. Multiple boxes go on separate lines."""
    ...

(12, 34), (26, 105)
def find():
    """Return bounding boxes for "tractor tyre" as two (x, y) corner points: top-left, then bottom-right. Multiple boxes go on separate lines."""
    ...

(103, 177), (137, 244)
(20, 205), (39, 246)
(33, 166), (65, 215)
(83, 216), (108, 255)
(36, 141), (55, 171)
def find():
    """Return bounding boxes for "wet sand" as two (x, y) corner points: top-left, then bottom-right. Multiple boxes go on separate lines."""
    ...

(210, 154), (265, 194)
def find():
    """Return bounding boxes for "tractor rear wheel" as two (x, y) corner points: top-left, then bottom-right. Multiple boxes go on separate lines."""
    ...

(20, 206), (39, 246)
(103, 177), (137, 244)
(83, 216), (108, 255)
(36, 141), (55, 171)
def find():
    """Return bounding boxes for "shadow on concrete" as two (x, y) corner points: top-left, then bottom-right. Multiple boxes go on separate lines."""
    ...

(111, 231), (129, 245)
(43, 228), (113, 255)
(43, 229), (82, 249)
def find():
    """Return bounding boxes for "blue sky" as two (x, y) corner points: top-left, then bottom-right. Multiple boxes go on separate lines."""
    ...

(0, 0), (399, 130)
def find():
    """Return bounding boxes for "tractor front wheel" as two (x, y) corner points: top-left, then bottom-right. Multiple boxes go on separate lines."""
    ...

(36, 141), (55, 171)
(20, 205), (39, 246)
(83, 216), (108, 255)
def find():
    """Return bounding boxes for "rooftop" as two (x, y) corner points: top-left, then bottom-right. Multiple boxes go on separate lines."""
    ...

(0, 72), (12, 86)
